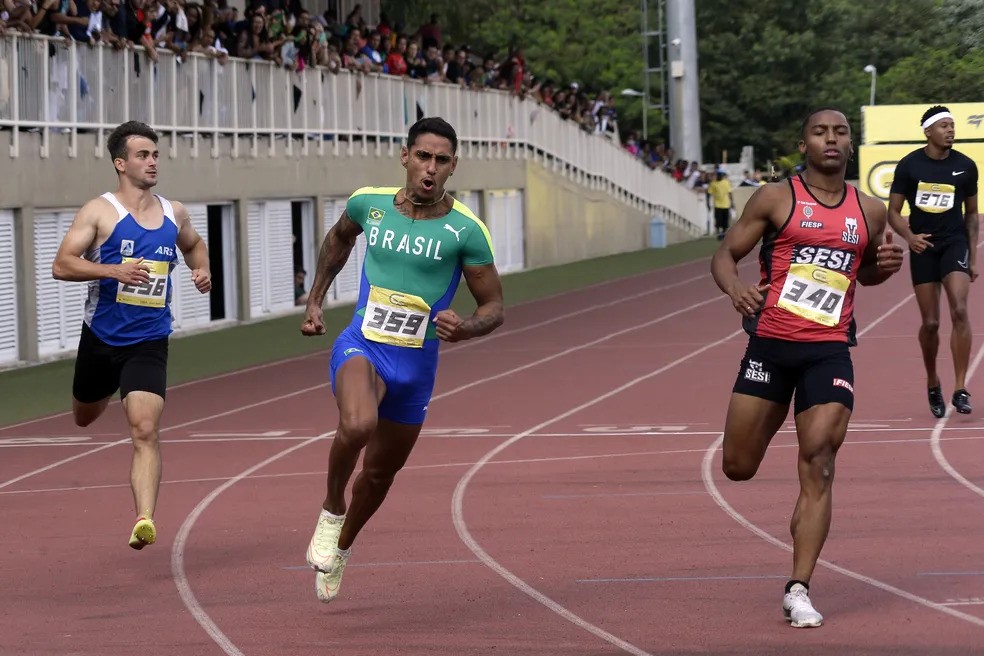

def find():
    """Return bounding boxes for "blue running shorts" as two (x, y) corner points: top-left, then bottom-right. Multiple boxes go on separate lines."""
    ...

(329, 325), (439, 425)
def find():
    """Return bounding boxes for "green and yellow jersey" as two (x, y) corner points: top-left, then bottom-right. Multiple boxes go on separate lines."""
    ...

(343, 186), (495, 348)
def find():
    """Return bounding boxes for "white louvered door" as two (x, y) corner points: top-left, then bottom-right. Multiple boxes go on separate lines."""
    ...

(454, 191), (480, 217)
(264, 200), (295, 313)
(171, 203), (211, 331)
(34, 211), (87, 356)
(248, 200), (296, 318)
(503, 190), (526, 273)
(486, 190), (525, 273)
(247, 203), (264, 316)
(0, 211), (19, 364)
(322, 197), (366, 305)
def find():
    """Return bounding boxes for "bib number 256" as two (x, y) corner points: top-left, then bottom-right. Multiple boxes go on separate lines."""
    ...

(121, 278), (167, 298)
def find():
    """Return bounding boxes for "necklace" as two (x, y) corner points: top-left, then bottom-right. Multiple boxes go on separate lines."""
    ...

(804, 179), (844, 195)
(405, 190), (447, 206)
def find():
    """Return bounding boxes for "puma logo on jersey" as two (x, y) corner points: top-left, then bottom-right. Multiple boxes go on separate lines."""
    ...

(155, 246), (175, 256)
(791, 245), (856, 273)
(444, 224), (465, 241)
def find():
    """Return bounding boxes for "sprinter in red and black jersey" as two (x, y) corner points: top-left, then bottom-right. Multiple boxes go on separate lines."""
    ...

(710, 108), (904, 628)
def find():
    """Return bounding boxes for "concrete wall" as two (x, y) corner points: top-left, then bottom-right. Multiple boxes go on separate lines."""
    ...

(523, 160), (689, 268)
(0, 129), (700, 368)
(0, 131), (526, 209)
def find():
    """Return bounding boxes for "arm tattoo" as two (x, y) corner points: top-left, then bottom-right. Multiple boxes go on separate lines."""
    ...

(461, 302), (504, 338)
(307, 222), (356, 307)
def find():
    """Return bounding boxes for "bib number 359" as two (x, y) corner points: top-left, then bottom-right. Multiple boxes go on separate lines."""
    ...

(364, 306), (426, 336)
(361, 285), (431, 348)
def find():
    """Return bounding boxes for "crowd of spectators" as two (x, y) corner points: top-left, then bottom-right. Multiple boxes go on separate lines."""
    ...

(0, 1), (621, 138)
(621, 129), (768, 197)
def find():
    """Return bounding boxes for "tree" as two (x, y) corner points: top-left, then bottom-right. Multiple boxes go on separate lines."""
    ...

(695, 0), (953, 172)
(383, 0), (663, 141)
(381, 0), (983, 170)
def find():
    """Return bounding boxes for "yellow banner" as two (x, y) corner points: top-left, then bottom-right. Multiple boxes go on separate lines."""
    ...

(862, 103), (984, 144)
(858, 143), (984, 203)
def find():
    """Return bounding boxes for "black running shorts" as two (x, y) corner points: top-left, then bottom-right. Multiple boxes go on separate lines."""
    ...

(72, 322), (169, 403)
(909, 237), (971, 286)
(714, 207), (730, 232)
(731, 335), (854, 415)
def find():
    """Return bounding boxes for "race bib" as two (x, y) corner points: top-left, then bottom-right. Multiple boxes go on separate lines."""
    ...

(361, 285), (431, 348)
(777, 263), (850, 327)
(116, 258), (170, 308)
(915, 181), (955, 214)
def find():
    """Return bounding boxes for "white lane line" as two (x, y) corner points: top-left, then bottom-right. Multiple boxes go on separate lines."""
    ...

(172, 288), (747, 655)
(930, 342), (984, 500)
(451, 329), (745, 656)
(702, 291), (984, 628)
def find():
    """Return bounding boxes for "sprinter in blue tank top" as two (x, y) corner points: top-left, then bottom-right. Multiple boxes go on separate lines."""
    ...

(52, 121), (211, 551)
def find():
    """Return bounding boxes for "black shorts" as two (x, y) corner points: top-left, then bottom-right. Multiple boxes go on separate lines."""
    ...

(732, 335), (854, 415)
(909, 237), (971, 286)
(72, 322), (169, 403)
(714, 207), (730, 231)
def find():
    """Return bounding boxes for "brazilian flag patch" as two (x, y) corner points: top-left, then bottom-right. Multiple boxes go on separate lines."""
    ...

(367, 207), (385, 225)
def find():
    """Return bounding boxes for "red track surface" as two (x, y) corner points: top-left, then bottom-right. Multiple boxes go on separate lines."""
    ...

(2, 254), (983, 656)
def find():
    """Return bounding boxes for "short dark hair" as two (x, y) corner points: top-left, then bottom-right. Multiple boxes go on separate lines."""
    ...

(407, 117), (458, 154)
(800, 106), (849, 138)
(107, 121), (158, 162)
(921, 105), (950, 126)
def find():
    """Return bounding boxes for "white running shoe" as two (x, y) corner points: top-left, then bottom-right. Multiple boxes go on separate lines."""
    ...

(783, 583), (823, 628)
(306, 512), (345, 571)
(314, 549), (351, 603)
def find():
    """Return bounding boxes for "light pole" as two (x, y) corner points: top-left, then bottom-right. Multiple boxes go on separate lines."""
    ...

(621, 88), (647, 140)
(864, 64), (877, 106)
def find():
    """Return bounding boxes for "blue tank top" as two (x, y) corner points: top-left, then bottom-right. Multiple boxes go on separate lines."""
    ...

(83, 192), (180, 346)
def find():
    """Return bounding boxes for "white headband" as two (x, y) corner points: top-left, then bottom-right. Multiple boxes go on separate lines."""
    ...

(922, 111), (953, 129)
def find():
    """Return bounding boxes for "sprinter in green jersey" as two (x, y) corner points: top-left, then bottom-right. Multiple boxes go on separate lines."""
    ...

(300, 117), (505, 603)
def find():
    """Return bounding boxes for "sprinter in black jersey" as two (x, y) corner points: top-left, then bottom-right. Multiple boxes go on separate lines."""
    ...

(888, 105), (980, 417)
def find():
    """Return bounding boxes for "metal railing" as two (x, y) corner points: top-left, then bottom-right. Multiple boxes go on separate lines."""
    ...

(0, 33), (706, 234)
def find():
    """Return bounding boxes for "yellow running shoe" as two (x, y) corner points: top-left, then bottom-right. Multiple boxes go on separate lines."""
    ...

(306, 512), (345, 571)
(128, 517), (156, 550)
(314, 549), (351, 603)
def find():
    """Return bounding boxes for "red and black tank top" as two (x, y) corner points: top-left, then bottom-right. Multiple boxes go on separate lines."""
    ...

(745, 175), (871, 345)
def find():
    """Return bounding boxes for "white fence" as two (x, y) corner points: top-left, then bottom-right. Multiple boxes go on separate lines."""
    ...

(0, 33), (705, 236)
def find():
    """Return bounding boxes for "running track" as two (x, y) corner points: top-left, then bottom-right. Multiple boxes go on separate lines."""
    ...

(2, 248), (983, 656)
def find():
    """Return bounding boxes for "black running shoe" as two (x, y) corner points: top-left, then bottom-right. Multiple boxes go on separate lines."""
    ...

(929, 385), (946, 418)
(953, 389), (972, 415)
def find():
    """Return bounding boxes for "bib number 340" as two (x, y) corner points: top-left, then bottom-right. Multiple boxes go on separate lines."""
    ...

(776, 264), (849, 327)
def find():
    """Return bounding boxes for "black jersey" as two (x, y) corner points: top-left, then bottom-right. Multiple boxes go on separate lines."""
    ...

(890, 147), (978, 243)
